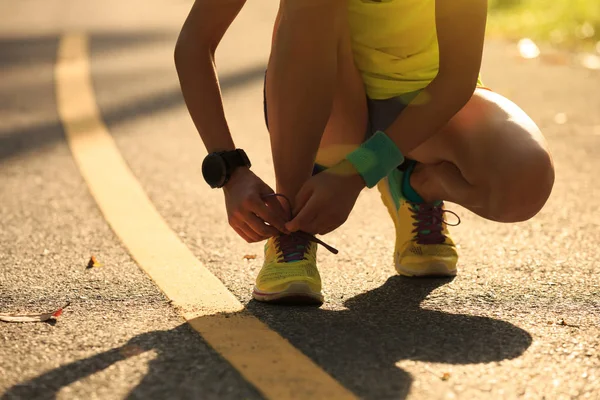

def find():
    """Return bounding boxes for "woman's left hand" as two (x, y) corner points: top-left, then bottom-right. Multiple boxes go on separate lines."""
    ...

(285, 161), (366, 235)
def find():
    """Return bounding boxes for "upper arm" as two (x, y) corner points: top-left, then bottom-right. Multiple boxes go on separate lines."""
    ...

(435, 0), (487, 83)
(177, 0), (247, 53)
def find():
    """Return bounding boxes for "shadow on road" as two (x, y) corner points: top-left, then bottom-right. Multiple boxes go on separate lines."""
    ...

(1, 322), (263, 400)
(2, 277), (532, 399)
(0, 31), (173, 68)
(0, 32), (266, 163)
(248, 276), (533, 398)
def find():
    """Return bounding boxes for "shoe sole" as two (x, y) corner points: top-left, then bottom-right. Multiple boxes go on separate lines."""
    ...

(253, 282), (324, 306)
(396, 262), (457, 277)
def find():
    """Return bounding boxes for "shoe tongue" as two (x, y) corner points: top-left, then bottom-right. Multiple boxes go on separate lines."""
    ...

(413, 200), (442, 210)
(275, 232), (339, 262)
(277, 234), (309, 263)
(412, 202), (445, 244)
(278, 234), (308, 247)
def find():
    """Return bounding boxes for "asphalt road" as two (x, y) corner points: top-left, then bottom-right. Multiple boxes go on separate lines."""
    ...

(1, 1), (599, 399)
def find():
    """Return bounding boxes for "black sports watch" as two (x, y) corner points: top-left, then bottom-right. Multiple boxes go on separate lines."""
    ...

(202, 149), (251, 188)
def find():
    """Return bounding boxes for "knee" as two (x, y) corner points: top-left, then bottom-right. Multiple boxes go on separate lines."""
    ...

(490, 148), (555, 223)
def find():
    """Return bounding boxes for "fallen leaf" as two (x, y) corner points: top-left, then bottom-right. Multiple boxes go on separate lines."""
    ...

(423, 366), (451, 381)
(518, 38), (540, 59)
(557, 319), (580, 328)
(87, 255), (104, 269)
(0, 302), (70, 323)
(243, 254), (257, 260)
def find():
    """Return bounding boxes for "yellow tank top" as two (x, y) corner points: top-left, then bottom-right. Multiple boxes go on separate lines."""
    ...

(348, 0), (439, 100)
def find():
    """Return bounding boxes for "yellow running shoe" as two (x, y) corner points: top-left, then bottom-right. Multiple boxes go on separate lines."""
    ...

(253, 234), (324, 305)
(378, 168), (460, 277)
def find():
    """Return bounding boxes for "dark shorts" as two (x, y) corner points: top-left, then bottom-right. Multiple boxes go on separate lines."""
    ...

(262, 73), (421, 140)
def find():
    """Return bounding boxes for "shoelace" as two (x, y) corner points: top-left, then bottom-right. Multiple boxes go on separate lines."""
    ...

(409, 201), (460, 245)
(262, 193), (338, 262)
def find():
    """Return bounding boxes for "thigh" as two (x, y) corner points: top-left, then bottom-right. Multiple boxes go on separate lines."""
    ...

(410, 88), (552, 186)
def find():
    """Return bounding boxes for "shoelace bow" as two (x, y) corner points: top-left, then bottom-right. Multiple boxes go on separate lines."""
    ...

(262, 193), (338, 262)
(409, 202), (460, 245)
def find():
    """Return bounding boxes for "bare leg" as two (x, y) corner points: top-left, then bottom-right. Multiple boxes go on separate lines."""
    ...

(266, 0), (347, 210)
(315, 13), (368, 168)
(406, 88), (555, 222)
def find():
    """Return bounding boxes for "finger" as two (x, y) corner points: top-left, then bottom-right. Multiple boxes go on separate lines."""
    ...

(241, 222), (266, 243)
(259, 187), (290, 219)
(292, 184), (313, 216)
(244, 212), (280, 238)
(249, 197), (288, 233)
(318, 224), (339, 236)
(306, 211), (344, 236)
(264, 196), (291, 234)
(286, 199), (318, 233)
(235, 220), (264, 243)
(301, 215), (322, 235)
(263, 195), (289, 221)
(231, 224), (254, 243)
(316, 213), (346, 235)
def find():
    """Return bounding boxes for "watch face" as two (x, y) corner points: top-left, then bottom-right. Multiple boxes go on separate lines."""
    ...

(202, 153), (227, 188)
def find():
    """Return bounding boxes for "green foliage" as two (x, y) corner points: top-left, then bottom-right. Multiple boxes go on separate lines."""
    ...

(487, 0), (600, 50)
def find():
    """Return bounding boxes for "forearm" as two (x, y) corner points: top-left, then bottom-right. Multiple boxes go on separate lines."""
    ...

(385, 73), (477, 156)
(384, 0), (487, 156)
(340, 0), (486, 191)
(175, 42), (235, 153)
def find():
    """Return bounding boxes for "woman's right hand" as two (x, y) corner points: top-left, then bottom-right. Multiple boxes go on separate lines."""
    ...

(223, 168), (290, 243)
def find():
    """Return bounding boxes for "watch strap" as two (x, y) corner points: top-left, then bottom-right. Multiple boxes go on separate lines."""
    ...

(221, 149), (251, 170)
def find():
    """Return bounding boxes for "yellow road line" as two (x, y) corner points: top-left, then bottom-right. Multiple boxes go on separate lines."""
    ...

(55, 33), (356, 400)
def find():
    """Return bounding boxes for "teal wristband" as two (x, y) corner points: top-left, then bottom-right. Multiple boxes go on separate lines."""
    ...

(345, 130), (405, 188)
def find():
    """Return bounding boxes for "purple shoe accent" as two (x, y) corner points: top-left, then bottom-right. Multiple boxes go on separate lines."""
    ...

(409, 202), (460, 245)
